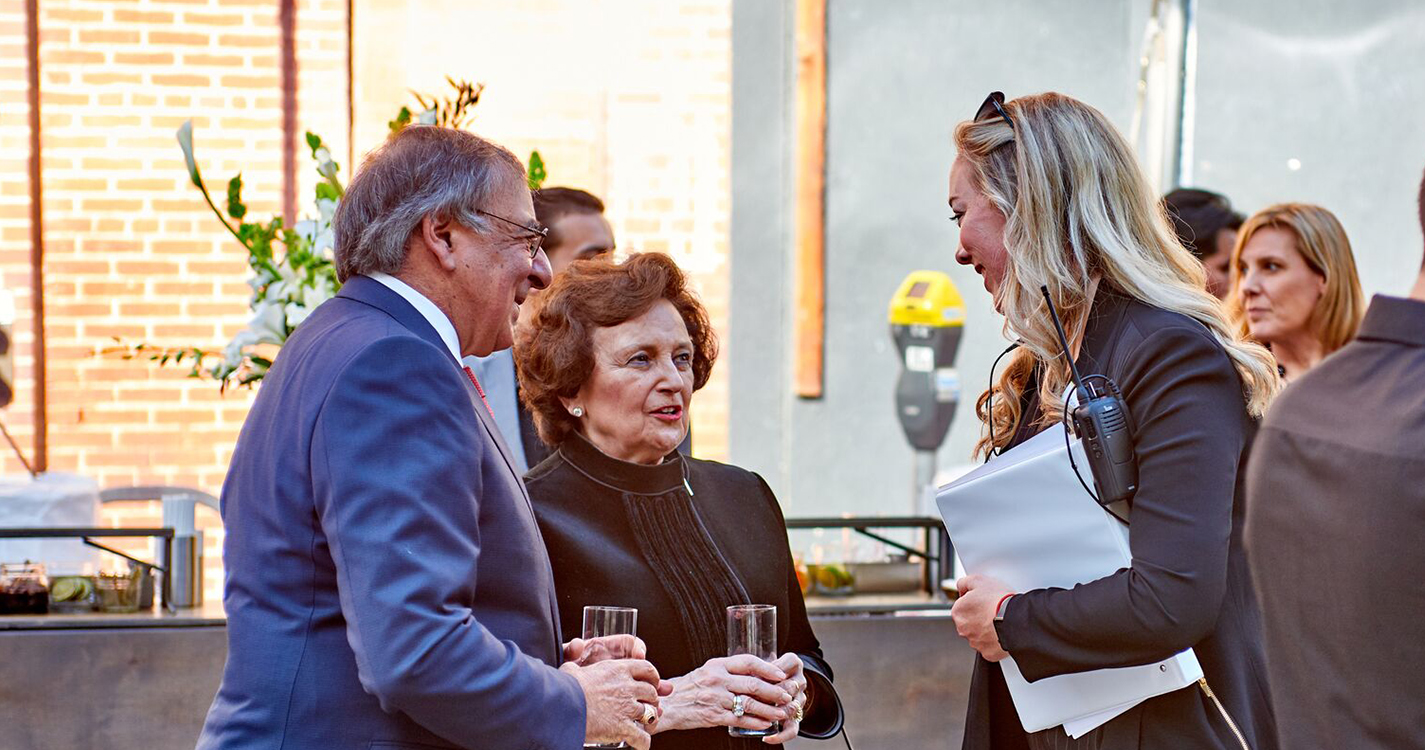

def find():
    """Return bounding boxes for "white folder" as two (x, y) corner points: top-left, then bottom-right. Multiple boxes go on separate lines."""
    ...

(935, 423), (1202, 736)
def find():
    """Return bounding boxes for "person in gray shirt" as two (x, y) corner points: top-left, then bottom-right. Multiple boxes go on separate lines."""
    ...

(1245, 167), (1425, 749)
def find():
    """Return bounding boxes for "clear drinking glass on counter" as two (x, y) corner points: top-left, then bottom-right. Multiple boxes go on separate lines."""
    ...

(582, 606), (638, 749)
(95, 569), (141, 613)
(726, 604), (780, 737)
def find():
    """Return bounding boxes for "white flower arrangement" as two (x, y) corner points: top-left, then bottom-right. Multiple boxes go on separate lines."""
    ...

(160, 121), (345, 388)
(108, 79), (545, 391)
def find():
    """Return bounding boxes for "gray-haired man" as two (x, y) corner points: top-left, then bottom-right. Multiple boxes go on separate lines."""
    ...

(199, 126), (667, 750)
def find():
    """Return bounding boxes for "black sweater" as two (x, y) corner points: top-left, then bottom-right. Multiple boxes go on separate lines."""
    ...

(965, 289), (1279, 750)
(526, 433), (843, 750)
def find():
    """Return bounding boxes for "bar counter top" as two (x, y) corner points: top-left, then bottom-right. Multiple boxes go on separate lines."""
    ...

(0, 597), (969, 749)
(804, 591), (952, 615)
(0, 599), (226, 630)
(0, 592), (950, 630)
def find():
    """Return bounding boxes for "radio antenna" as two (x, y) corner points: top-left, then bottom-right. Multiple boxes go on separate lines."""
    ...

(1041, 285), (1090, 404)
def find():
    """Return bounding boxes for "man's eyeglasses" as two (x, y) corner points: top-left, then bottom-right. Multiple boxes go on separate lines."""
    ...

(475, 209), (549, 259)
(975, 91), (1015, 130)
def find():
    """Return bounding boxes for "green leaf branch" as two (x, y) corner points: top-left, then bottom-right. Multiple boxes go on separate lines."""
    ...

(115, 79), (550, 391)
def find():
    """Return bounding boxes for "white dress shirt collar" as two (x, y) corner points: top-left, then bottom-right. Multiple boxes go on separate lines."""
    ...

(365, 272), (462, 365)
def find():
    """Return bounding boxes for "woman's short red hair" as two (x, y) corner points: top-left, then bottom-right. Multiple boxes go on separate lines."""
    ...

(514, 252), (719, 447)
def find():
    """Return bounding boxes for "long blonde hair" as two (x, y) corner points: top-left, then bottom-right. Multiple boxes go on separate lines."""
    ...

(1226, 203), (1365, 356)
(957, 92), (1281, 459)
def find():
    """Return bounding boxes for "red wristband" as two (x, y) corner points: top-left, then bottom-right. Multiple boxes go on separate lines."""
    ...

(994, 593), (1015, 619)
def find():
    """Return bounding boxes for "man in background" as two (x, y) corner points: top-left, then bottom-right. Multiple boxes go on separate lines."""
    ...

(1245, 169), (1425, 748)
(465, 187), (615, 471)
(1162, 187), (1244, 299)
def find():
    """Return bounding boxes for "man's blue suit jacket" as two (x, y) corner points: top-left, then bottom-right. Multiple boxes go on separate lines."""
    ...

(198, 275), (586, 750)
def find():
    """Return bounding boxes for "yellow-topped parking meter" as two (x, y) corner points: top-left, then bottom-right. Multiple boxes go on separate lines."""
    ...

(889, 271), (965, 506)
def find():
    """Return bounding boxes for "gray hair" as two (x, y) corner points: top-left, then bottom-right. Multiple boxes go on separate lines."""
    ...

(332, 126), (527, 281)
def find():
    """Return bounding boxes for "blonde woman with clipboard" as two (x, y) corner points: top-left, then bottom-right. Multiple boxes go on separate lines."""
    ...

(945, 92), (1282, 750)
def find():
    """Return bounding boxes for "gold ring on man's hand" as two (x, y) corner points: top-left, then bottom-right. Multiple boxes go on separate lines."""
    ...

(639, 703), (657, 725)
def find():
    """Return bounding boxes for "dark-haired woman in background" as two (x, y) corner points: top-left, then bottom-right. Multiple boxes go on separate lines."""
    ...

(1162, 188), (1244, 299)
(515, 252), (844, 749)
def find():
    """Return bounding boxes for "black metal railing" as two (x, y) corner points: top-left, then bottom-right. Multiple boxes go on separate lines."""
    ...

(784, 516), (952, 596)
(0, 527), (174, 612)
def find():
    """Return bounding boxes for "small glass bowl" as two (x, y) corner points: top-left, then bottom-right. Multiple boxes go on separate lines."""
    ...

(95, 572), (140, 613)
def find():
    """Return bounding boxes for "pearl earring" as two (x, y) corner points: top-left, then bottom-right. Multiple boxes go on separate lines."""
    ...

(572, 407), (584, 418)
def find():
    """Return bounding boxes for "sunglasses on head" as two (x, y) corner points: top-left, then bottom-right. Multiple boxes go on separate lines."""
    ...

(975, 91), (1015, 130)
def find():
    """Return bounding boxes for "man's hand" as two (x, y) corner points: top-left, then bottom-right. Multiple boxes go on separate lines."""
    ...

(561, 658), (672, 750)
(951, 574), (1014, 662)
(563, 635), (647, 665)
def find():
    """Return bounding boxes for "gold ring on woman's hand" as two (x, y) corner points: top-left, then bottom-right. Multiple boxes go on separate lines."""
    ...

(731, 694), (747, 718)
(792, 701), (804, 723)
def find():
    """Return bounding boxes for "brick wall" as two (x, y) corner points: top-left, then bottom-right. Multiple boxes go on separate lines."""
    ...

(1, 0), (731, 595)
(34, 0), (281, 491)
(0, 0), (349, 595)
(0, 0), (34, 461)
(293, 0), (347, 212)
(352, 0), (734, 460)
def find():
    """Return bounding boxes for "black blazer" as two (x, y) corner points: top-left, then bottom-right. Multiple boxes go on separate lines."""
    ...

(527, 434), (843, 750)
(962, 289), (1279, 750)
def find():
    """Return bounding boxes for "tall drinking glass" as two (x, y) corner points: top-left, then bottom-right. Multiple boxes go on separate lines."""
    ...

(726, 604), (780, 737)
(583, 606), (638, 749)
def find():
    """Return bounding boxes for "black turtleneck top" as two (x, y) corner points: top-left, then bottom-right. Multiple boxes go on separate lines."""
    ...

(525, 433), (843, 750)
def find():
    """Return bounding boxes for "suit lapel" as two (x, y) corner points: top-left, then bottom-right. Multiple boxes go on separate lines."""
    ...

(466, 377), (528, 491)
(340, 276), (533, 478)
(464, 380), (565, 656)
(340, 275), (565, 656)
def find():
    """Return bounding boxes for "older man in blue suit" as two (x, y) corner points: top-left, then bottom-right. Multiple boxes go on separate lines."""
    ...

(198, 126), (666, 749)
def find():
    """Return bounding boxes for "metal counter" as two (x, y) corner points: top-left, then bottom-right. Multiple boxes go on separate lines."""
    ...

(791, 607), (973, 749)
(0, 600), (226, 631)
(0, 603), (228, 749)
(0, 599), (974, 749)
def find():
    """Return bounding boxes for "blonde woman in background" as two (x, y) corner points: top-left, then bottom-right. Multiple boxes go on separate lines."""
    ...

(1228, 203), (1365, 379)
(946, 91), (1281, 750)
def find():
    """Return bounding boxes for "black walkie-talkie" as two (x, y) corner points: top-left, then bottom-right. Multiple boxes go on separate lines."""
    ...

(1041, 286), (1137, 523)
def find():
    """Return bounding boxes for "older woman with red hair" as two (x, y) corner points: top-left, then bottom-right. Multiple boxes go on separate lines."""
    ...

(515, 252), (843, 750)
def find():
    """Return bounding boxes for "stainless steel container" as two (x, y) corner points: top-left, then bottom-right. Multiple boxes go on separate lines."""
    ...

(170, 532), (203, 608)
(845, 559), (923, 594)
(135, 564), (154, 610)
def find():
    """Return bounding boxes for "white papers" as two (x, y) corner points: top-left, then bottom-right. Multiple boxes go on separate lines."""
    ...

(937, 425), (1130, 592)
(996, 647), (1202, 735)
(936, 424), (1202, 734)
(1063, 701), (1136, 739)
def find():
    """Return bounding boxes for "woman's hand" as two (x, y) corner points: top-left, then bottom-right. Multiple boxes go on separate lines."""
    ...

(951, 574), (1014, 662)
(656, 655), (792, 734)
(760, 652), (809, 744)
